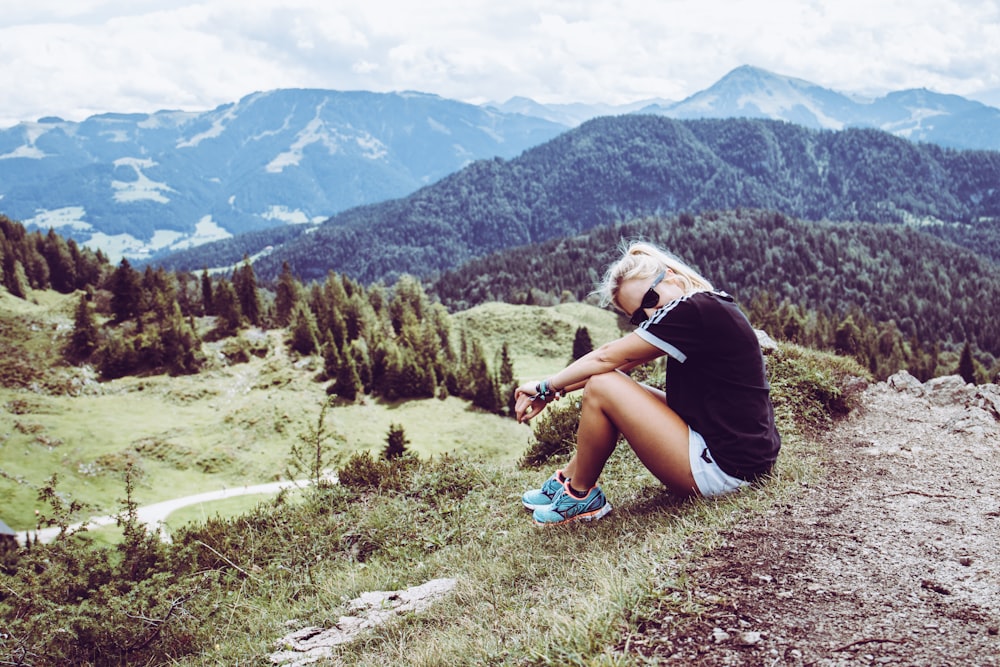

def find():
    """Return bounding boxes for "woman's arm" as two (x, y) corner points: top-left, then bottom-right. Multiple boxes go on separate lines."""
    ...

(514, 332), (662, 422)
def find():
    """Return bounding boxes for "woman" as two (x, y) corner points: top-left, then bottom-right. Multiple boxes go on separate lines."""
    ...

(514, 241), (780, 526)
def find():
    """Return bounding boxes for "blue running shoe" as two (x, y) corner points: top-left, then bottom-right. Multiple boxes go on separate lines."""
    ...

(533, 482), (612, 526)
(521, 470), (565, 510)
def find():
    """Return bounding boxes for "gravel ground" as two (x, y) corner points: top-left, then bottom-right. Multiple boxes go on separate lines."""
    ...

(620, 373), (1000, 666)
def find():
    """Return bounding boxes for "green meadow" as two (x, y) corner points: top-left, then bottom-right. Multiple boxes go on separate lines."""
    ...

(0, 293), (621, 531)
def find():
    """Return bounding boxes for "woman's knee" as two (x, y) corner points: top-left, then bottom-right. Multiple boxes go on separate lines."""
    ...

(581, 370), (631, 404)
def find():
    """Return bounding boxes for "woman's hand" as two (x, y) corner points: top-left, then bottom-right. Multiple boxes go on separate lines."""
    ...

(514, 382), (551, 423)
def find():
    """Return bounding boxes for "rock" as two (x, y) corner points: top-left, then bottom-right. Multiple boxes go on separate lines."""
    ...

(738, 631), (764, 646)
(270, 578), (457, 666)
(712, 628), (731, 643)
(755, 329), (779, 353)
(924, 375), (974, 406)
(945, 407), (1000, 437)
(887, 370), (924, 397)
(974, 384), (1000, 421)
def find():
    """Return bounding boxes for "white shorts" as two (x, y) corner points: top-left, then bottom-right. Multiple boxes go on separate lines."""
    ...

(688, 428), (748, 497)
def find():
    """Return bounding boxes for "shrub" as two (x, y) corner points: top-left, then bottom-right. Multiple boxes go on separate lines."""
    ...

(518, 400), (581, 468)
(767, 343), (871, 434)
(337, 450), (416, 492)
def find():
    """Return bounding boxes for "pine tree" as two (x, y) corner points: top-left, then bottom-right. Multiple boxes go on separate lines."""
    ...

(572, 326), (594, 360)
(211, 279), (243, 337)
(496, 342), (517, 416)
(467, 340), (499, 412)
(383, 423), (409, 460)
(200, 269), (214, 315)
(957, 342), (976, 385)
(109, 258), (141, 321)
(233, 257), (262, 326)
(333, 352), (363, 401)
(289, 304), (320, 355)
(274, 262), (300, 327)
(42, 228), (76, 293)
(68, 292), (99, 361)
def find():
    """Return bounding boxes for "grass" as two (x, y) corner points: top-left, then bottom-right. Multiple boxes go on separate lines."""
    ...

(2, 296), (608, 531)
(0, 289), (871, 665)
(168, 444), (798, 667)
(453, 300), (627, 380)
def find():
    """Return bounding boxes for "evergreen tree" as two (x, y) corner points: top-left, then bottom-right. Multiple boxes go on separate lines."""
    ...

(834, 315), (861, 357)
(349, 341), (374, 393)
(383, 423), (409, 460)
(109, 258), (141, 321)
(200, 270), (214, 315)
(467, 340), (499, 412)
(68, 292), (99, 361)
(957, 342), (976, 385)
(289, 304), (320, 355)
(159, 302), (203, 375)
(274, 261), (300, 327)
(496, 342), (517, 416)
(333, 352), (363, 401)
(42, 229), (76, 293)
(211, 279), (243, 337)
(5, 259), (29, 299)
(233, 258), (262, 326)
(572, 326), (594, 360)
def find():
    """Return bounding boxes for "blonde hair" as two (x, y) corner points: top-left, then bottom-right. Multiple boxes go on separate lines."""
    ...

(594, 240), (714, 311)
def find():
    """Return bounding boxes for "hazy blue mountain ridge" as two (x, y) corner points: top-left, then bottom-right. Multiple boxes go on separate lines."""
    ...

(0, 89), (568, 260)
(511, 66), (1000, 151)
(5, 65), (1000, 266)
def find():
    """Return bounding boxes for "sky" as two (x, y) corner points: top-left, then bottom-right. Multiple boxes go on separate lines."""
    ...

(2, 0), (1000, 128)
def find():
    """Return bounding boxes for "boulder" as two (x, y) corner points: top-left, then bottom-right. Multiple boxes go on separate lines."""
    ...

(887, 370), (924, 397)
(924, 375), (975, 407)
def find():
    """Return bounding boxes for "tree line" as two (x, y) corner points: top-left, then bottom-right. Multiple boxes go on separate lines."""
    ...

(1, 215), (514, 416)
(428, 209), (1000, 383)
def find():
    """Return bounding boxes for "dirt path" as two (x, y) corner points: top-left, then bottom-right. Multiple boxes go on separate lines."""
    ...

(622, 373), (1000, 666)
(17, 477), (324, 546)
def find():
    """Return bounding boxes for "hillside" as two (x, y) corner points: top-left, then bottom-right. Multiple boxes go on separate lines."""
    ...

(7, 289), (999, 664)
(0, 288), (549, 530)
(430, 210), (1000, 361)
(0, 89), (566, 261)
(154, 115), (1000, 284)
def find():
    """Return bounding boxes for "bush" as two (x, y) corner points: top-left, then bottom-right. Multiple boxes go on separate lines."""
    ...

(518, 400), (581, 468)
(767, 343), (871, 434)
(337, 450), (417, 491)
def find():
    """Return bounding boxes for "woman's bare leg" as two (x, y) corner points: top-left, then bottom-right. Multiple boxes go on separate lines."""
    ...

(565, 371), (697, 495)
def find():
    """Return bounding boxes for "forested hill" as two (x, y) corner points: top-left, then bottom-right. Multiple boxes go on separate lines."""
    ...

(155, 115), (1000, 283)
(427, 209), (1000, 360)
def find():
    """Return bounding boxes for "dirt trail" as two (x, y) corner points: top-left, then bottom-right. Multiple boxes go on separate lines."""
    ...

(16, 478), (323, 546)
(622, 373), (1000, 666)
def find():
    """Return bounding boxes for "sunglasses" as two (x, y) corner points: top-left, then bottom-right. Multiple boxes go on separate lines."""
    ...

(629, 270), (667, 326)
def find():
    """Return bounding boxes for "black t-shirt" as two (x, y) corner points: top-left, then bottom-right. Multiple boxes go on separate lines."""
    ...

(634, 290), (780, 480)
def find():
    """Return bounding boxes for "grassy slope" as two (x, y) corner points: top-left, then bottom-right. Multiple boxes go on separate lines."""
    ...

(0, 291), (535, 530)
(2, 294), (621, 531)
(1, 289), (868, 665)
(453, 300), (627, 380)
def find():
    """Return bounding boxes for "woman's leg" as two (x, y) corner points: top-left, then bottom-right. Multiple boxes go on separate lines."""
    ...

(566, 370), (698, 495)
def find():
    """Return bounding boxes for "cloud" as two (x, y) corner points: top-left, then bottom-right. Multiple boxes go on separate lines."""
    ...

(1, 0), (999, 127)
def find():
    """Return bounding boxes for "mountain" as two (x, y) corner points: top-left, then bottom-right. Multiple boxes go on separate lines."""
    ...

(154, 115), (1000, 286)
(507, 66), (1000, 151)
(648, 66), (1000, 151)
(485, 96), (674, 127)
(0, 90), (568, 262)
